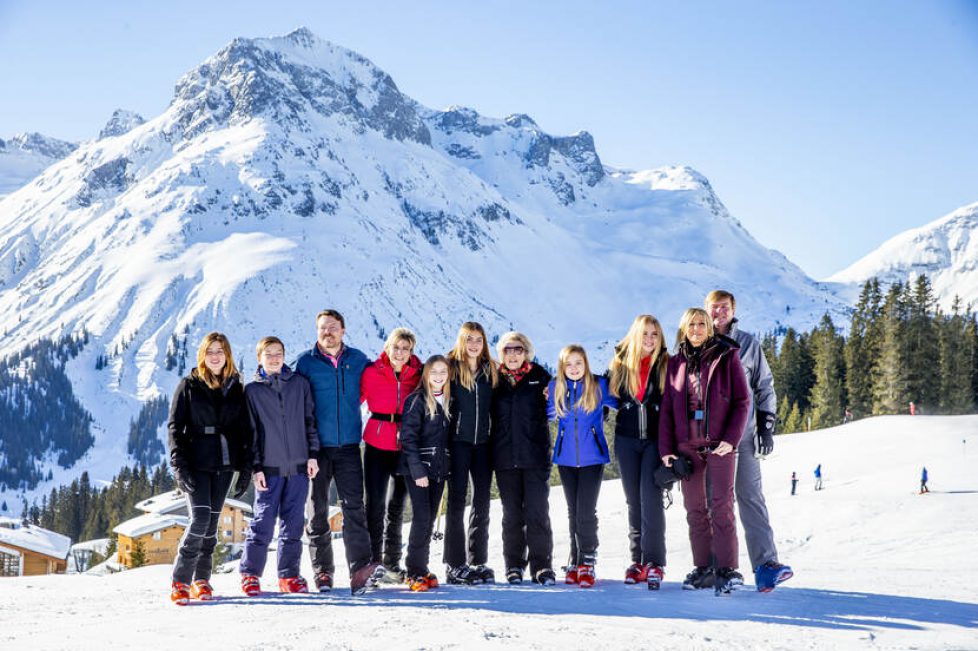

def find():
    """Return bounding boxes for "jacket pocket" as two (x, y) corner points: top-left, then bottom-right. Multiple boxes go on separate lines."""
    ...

(591, 426), (608, 457)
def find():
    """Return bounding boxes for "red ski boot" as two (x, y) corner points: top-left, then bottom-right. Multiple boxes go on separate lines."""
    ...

(170, 581), (190, 605)
(190, 579), (214, 600)
(278, 576), (309, 593)
(241, 574), (261, 597)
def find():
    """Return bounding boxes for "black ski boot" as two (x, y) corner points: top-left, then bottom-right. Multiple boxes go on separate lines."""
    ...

(446, 564), (482, 585)
(682, 566), (714, 590)
(714, 567), (740, 595)
(472, 564), (495, 584)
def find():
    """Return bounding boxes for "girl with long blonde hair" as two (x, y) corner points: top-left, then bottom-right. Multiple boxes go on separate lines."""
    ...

(547, 344), (617, 588)
(398, 355), (454, 592)
(607, 315), (671, 589)
(443, 322), (498, 584)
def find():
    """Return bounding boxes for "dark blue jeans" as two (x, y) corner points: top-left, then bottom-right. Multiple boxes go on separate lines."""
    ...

(240, 473), (309, 578)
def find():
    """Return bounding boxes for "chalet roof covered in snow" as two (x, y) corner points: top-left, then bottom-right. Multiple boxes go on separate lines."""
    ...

(134, 490), (252, 515)
(113, 513), (189, 539)
(0, 517), (72, 559)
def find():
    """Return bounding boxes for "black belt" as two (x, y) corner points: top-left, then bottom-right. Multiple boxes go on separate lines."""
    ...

(370, 412), (401, 423)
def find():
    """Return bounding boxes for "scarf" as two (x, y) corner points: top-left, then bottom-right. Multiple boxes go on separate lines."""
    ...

(500, 361), (532, 386)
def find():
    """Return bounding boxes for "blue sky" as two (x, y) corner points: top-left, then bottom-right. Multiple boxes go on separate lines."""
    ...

(1, 0), (976, 278)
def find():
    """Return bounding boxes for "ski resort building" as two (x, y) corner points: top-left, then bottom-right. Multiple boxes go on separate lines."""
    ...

(112, 489), (255, 568)
(0, 517), (71, 576)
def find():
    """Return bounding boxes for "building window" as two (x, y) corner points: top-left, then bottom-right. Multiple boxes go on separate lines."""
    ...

(224, 516), (231, 524)
(153, 532), (162, 541)
(0, 550), (19, 576)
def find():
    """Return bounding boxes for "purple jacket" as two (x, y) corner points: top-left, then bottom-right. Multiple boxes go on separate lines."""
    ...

(658, 335), (751, 457)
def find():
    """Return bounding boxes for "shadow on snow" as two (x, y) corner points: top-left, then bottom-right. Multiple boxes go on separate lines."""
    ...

(204, 582), (978, 632)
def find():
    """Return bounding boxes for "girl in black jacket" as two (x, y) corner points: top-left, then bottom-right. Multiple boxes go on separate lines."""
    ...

(607, 315), (670, 590)
(167, 332), (251, 605)
(399, 355), (453, 592)
(444, 322), (498, 585)
(490, 331), (555, 586)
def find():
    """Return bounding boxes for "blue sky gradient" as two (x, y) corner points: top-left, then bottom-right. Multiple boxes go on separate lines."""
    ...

(1, 0), (976, 278)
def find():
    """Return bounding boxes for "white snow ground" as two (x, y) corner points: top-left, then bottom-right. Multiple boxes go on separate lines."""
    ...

(2, 415), (976, 650)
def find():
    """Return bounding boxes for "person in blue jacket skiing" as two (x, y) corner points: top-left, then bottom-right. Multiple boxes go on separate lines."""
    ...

(547, 344), (618, 589)
(920, 467), (929, 494)
(814, 464), (823, 491)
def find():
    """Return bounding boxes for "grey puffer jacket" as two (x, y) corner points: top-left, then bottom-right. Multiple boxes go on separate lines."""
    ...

(728, 320), (777, 442)
(245, 365), (320, 476)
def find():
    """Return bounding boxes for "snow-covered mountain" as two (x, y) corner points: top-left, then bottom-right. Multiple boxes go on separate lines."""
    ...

(828, 201), (978, 308)
(0, 132), (77, 198)
(0, 27), (847, 500)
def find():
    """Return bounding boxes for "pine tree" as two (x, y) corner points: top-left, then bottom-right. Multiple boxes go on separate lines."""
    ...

(810, 314), (846, 429)
(129, 539), (147, 568)
(774, 328), (816, 414)
(845, 278), (883, 419)
(906, 275), (940, 412)
(939, 297), (976, 413)
(784, 402), (805, 433)
(874, 282), (910, 414)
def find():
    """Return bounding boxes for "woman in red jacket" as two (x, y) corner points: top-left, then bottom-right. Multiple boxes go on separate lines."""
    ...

(659, 308), (750, 594)
(361, 327), (423, 580)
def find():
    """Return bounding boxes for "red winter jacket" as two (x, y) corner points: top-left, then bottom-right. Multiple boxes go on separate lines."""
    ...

(360, 351), (423, 451)
(658, 335), (751, 458)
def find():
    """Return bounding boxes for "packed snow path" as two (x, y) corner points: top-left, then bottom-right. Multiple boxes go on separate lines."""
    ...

(3, 415), (976, 650)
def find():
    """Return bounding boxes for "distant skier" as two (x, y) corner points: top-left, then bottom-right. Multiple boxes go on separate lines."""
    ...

(843, 409), (853, 424)
(790, 472), (797, 496)
(909, 401), (916, 416)
(814, 464), (823, 491)
(920, 467), (929, 494)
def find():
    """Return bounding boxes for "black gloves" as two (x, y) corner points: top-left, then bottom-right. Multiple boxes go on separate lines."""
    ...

(756, 410), (776, 457)
(173, 467), (196, 494)
(232, 470), (252, 499)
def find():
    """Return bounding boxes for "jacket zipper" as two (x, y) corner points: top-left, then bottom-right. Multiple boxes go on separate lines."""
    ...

(395, 369), (402, 447)
(473, 368), (479, 445)
(573, 380), (580, 467)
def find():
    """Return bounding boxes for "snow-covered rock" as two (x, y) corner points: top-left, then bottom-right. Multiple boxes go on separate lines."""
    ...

(98, 109), (146, 139)
(827, 200), (978, 308)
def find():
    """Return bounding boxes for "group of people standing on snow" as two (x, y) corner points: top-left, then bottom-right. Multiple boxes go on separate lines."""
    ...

(165, 289), (794, 605)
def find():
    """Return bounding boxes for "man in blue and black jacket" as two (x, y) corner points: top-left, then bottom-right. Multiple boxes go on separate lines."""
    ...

(295, 309), (381, 595)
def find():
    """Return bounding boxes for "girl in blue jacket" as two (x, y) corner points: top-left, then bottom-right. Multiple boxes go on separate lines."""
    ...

(547, 344), (618, 588)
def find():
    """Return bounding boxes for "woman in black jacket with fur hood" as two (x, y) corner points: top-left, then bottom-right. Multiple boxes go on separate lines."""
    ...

(167, 332), (251, 604)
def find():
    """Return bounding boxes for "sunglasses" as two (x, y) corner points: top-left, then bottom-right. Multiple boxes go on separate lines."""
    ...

(503, 346), (525, 355)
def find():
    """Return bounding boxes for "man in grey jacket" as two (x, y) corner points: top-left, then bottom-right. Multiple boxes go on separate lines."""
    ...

(706, 290), (793, 592)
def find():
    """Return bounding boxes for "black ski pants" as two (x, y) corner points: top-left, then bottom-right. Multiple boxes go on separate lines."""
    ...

(558, 464), (604, 566)
(363, 444), (407, 567)
(615, 436), (667, 566)
(405, 478), (445, 576)
(443, 441), (492, 568)
(307, 444), (372, 574)
(172, 469), (233, 584)
(496, 467), (553, 575)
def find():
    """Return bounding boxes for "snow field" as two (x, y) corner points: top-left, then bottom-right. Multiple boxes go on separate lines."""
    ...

(1, 417), (976, 650)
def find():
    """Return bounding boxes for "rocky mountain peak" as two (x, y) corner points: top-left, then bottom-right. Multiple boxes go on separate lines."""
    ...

(99, 109), (146, 139)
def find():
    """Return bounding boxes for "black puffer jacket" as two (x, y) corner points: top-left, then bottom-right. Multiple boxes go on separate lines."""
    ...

(449, 362), (493, 445)
(612, 364), (664, 441)
(167, 372), (250, 473)
(490, 364), (552, 470)
(399, 391), (451, 482)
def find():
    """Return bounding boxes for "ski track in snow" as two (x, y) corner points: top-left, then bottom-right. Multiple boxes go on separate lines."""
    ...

(2, 415), (977, 650)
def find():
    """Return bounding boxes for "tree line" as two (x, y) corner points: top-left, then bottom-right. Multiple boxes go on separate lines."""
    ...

(762, 276), (978, 432)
